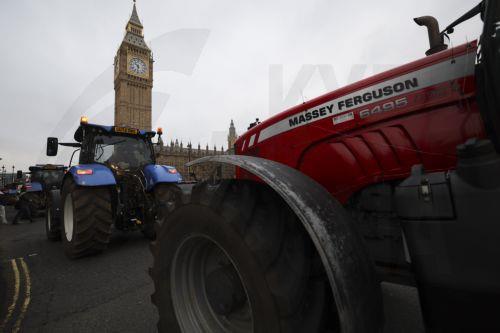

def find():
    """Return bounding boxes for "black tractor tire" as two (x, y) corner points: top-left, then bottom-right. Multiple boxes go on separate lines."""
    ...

(150, 180), (336, 333)
(45, 202), (61, 241)
(153, 183), (182, 220)
(61, 179), (113, 259)
(143, 184), (182, 240)
(23, 192), (44, 211)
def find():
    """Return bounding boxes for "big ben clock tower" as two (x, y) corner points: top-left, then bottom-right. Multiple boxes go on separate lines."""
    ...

(114, 1), (153, 130)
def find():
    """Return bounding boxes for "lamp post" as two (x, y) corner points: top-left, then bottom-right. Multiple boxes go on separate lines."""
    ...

(187, 143), (192, 181)
(1, 165), (4, 187)
(11, 165), (14, 183)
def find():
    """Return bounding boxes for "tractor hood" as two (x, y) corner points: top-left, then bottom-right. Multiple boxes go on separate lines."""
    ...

(235, 41), (477, 155)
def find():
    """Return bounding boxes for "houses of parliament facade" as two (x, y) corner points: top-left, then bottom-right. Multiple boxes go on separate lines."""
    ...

(114, 2), (237, 180)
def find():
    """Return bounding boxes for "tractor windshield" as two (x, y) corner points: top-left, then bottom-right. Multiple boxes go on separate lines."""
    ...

(31, 170), (64, 188)
(93, 134), (154, 170)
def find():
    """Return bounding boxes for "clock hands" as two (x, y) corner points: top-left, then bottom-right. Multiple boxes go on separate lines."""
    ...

(129, 58), (146, 74)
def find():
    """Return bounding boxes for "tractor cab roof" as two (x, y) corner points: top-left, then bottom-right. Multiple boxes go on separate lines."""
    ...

(74, 123), (156, 142)
(28, 164), (67, 172)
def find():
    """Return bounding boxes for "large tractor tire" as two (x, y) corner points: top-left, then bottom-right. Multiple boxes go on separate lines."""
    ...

(61, 179), (113, 259)
(143, 184), (182, 240)
(150, 180), (336, 333)
(45, 195), (61, 241)
(23, 192), (45, 217)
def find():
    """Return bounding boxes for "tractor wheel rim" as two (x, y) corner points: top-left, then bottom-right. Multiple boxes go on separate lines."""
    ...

(47, 207), (51, 232)
(171, 235), (254, 333)
(63, 194), (74, 242)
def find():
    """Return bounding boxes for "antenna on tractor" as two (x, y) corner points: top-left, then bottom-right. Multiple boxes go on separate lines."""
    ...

(300, 90), (306, 104)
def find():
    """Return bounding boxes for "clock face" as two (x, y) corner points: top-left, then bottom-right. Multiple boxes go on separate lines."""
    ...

(128, 57), (147, 75)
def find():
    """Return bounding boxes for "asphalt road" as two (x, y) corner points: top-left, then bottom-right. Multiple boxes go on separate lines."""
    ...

(0, 206), (424, 332)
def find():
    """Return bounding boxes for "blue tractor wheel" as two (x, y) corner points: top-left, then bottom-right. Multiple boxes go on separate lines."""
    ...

(142, 184), (182, 240)
(61, 179), (113, 259)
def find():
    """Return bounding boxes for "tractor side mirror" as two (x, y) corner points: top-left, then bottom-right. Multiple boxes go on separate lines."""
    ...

(16, 170), (23, 179)
(47, 137), (59, 156)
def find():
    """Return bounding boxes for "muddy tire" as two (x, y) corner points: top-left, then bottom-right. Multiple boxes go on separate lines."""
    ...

(150, 180), (336, 333)
(61, 179), (113, 259)
(153, 184), (181, 220)
(143, 184), (181, 240)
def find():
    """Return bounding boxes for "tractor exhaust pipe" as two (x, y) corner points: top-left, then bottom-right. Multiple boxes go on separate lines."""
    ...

(414, 16), (448, 56)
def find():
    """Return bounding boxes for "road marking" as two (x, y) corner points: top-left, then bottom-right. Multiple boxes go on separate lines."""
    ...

(0, 259), (20, 330)
(13, 258), (31, 333)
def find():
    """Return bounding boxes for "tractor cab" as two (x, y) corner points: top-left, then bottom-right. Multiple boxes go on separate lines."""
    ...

(28, 164), (67, 192)
(19, 164), (67, 216)
(74, 122), (157, 172)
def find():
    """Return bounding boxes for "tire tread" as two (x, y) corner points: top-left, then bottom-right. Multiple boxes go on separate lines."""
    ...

(62, 180), (113, 259)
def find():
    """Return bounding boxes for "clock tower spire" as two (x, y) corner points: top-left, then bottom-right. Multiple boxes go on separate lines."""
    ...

(114, 1), (153, 130)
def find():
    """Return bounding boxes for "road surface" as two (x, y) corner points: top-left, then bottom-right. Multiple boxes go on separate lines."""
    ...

(0, 206), (424, 332)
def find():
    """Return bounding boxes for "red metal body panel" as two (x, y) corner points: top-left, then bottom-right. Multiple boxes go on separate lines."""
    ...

(235, 42), (486, 203)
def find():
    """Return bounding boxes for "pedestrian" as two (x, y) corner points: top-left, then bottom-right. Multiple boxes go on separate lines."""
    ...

(12, 192), (33, 224)
(0, 190), (8, 224)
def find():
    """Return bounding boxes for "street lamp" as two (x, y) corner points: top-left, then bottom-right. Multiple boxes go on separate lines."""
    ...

(187, 143), (192, 181)
(11, 165), (14, 183)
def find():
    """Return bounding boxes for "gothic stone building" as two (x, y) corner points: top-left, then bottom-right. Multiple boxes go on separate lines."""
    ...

(114, 4), (237, 180)
(114, 2), (153, 130)
(157, 120), (238, 181)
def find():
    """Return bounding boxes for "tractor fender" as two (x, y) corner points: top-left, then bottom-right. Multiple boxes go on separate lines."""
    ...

(143, 165), (182, 191)
(48, 189), (62, 220)
(187, 155), (383, 332)
(65, 164), (117, 187)
(27, 182), (43, 192)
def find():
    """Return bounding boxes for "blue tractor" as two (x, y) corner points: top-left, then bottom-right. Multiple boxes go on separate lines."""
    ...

(46, 117), (182, 258)
(22, 164), (67, 221)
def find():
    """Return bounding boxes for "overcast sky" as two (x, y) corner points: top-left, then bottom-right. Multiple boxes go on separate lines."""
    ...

(0, 0), (482, 170)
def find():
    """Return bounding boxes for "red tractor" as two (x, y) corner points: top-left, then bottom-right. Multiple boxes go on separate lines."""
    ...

(150, 1), (500, 332)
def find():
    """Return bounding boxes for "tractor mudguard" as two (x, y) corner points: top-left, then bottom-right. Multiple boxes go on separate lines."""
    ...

(187, 155), (383, 332)
(143, 165), (182, 191)
(27, 182), (43, 192)
(48, 189), (62, 220)
(66, 164), (117, 187)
